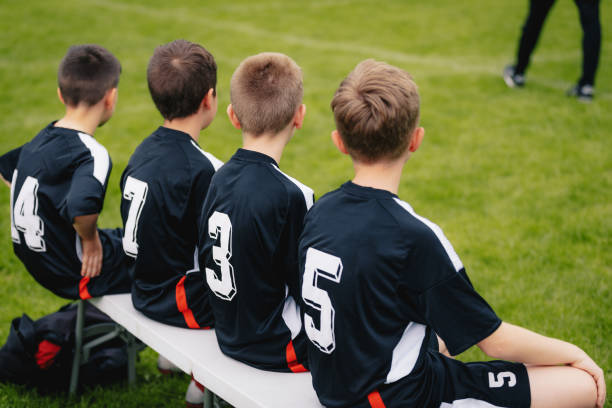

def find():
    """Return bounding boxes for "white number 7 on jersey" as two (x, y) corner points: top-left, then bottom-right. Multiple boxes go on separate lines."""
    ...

(302, 247), (343, 354)
(122, 176), (148, 258)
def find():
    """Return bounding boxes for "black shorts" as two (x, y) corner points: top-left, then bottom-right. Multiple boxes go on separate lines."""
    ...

(368, 351), (531, 408)
(132, 270), (214, 329)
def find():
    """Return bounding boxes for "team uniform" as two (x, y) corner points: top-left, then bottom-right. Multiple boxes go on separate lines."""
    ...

(199, 148), (313, 372)
(298, 182), (531, 408)
(120, 127), (222, 328)
(0, 122), (131, 300)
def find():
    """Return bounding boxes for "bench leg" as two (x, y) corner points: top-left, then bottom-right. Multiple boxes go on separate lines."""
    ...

(203, 389), (213, 408)
(126, 332), (138, 385)
(69, 300), (85, 395)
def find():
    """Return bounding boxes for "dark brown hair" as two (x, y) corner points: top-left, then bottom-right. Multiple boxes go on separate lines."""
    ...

(331, 59), (420, 162)
(57, 44), (121, 107)
(147, 40), (217, 120)
(230, 52), (302, 136)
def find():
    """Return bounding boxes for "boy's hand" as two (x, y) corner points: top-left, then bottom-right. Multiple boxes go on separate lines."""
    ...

(73, 214), (103, 278)
(571, 354), (606, 408)
(0, 173), (9, 187)
(80, 231), (103, 278)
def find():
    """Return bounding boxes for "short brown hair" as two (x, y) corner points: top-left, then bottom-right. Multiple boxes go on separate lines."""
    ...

(331, 59), (420, 162)
(147, 40), (217, 120)
(230, 52), (303, 135)
(58, 44), (121, 107)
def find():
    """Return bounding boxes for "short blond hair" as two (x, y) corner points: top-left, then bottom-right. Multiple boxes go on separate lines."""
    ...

(331, 59), (420, 162)
(230, 52), (303, 135)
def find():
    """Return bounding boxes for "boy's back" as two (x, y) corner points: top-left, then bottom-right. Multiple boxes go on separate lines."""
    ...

(299, 182), (509, 407)
(121, 127), (221, 326)
(6, 123), (129, 298)
(200, 148), (313, 370)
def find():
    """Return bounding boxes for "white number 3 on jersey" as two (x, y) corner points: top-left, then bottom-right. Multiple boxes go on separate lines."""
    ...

(205, 211), (237, 301)
(302, 247), (343, 354)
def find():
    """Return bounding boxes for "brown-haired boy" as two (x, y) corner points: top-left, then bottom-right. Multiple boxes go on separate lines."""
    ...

(298, 59), (605, 408)
(0, 44), (131, 300)
(198, 52), (313, 372)
(119, 39), (222, 407)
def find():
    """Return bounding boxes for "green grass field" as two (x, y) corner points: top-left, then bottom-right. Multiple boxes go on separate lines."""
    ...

(0, 0), (610, 406)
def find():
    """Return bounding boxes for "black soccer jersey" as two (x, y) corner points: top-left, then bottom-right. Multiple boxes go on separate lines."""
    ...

(298, 182), (502, 408)
(198, 148), (313, 372)
(0, 122), (131, 299)
(120, 127), (222, 329)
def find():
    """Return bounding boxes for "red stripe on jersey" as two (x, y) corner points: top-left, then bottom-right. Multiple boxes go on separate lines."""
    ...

(176, 276), (202, 329)
(285, 340), (308, 373)
(367, 390), (386, 408)
(35, 340), (61, 369)
(79, 277), (92, 299)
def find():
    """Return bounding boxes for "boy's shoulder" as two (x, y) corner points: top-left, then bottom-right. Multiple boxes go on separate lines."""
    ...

(268, 164), (314, 211)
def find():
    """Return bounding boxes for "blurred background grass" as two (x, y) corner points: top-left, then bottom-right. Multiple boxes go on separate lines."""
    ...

(0, 0), (610, 406)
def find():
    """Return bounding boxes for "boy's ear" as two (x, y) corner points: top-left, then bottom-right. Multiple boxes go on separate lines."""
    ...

(408, 127), (424, 152)
(104, 88), (118, 111)
(57, 88), (66, 105)
(201, 88), (216, 110)
(226, 104), (241, 130)
(331, 130), (349, 155)
(293, 104), (306, 130)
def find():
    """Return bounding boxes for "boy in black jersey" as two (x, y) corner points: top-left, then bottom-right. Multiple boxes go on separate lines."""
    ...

(0, 44), (130, 300)
(298, 60), (605, 408)
(119, 40), (221, 407)
(199, 53), (312, 373)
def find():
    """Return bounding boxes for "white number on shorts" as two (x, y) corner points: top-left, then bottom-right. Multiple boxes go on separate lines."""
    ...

(122, 176), (149, 258)
(205, 211), (237, 301)
(488, 371), (517, 388)
(12, 173), (46, 252)
(302, 247), (343, 354)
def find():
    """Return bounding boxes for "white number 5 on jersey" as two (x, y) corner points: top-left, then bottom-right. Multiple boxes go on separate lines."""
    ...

(205, 211), (237, 301)
(302, 247), (343, 354)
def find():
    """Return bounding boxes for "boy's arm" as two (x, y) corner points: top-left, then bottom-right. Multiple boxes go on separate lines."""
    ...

(73, 214), (103, 278)
(479, 322), (605, 405)
(0, 173), (9, 187)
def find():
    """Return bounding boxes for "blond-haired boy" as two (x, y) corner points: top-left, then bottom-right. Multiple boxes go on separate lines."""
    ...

(199, 52), (312, 372)
(298, 59), (605, 408)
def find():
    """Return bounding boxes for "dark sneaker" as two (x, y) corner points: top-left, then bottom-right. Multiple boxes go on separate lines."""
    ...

(567, 84), (594, 103)
(503, 65), (525, 88)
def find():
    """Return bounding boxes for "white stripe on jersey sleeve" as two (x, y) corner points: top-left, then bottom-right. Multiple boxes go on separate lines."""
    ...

(385, 322), (426, 384)
(272, 165), (314, 210)
(190, 140), (223, 171)
(282, 286), (302, 340)
(440, 398), (506, 408)
(392, 198), (464, 272)
(78, 132), (110, 186)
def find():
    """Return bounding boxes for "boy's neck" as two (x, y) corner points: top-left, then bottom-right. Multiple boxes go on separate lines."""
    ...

(55, 105), (104, 136)
(163, 116), (204, 142)
(351, 157), (407, 195)
(242, 130), (291, 164)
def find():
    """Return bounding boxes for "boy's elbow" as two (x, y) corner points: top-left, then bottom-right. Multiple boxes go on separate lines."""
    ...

(477, 322), (509, 359)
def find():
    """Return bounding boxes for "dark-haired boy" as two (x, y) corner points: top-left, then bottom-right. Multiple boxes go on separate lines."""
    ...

(119, 40), (221, 407)
(199, 53), (312, 372)
(299, 60), (605, 408)
(0, 44), (131, 300)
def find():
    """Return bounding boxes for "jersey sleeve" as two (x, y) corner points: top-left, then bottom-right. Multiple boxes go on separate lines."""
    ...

(65, 148), (111, 222)
(276, 190), (312, 300)
(0, 146), (24, 181)
(398, 229), (501, 356)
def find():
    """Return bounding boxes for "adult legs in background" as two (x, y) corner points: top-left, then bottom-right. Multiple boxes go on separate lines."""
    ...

(574, 0), (601, 87)
(515, 0), (557, 75)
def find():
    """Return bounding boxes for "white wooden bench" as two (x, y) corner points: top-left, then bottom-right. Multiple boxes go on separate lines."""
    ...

(76, 294), (323, 408)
